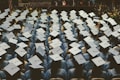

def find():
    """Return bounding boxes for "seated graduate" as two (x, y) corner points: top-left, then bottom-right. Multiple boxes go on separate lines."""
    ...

(108, 55), (120, 79)
(90, 66), (106, 78)
(4, 63), (21, 80)
(45, 54), (67, 80)
(89, 56), (108, 80)
(68, 54), (86, 80)
(24, 55), (44, 80)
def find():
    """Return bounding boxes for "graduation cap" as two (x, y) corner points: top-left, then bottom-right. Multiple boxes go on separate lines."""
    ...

(99, 36), (109, 42)
(91, 28), (99, 35)
(87, 47), (100, 57)
(73, 19), (83, 25)
(36, 28), (45, 34)
(35, 43), (45, 50)
(84, 36), (94, 43)
(22, 32), (32, 38)
(104, 28), (112, 37)
(4, 63), (20, 76)
(50, 30), (59, 37)
(109, 48), (119, 56)
(13, 24), (21, 30)
(17, 42), (28, 48)
(69, 14), (77, 20)
(92, 56), (106, 67)
(38, 23), (47, 28)
(7, 27), (15, 32)
(80, 30), (90, 37)
(66, 35), (77, 41)
(63, 22), (72, 29)
(99, 41), (110, 49)
(70, 10), (76, 14)
(36, 46), (45, 57)
(36, 35), (46, 41)
(8, 58), (22, 66)
(77, 24), (85, 31)
(49, 54), (63, 61)
(69, 47), (81, 55)
(5, 32), (16, 40)
(74, 54), (86, 65)
(111, 31), (120, 37)
(0, 42), (10, 50)
(101, 14), (108, 20)
(107, 18), (117, 26)
(9, 38), (18, 44)
(51, 9), (58, 14)
(41, 9), (47, 12)
(69, 42), (81, 48)
(51, 47), (64, 55)
(0, 48), (7, 56)
(15, 47), (27, 57)
(89, 12), (96, 17)
(31, 10), (38, 17)
(28, 55), (42, 65)
(113, 55), (120, 64)
(60, 11), (67, 16)
(29, 64), (44, 69)
(79, 10), (88, 18)
(113, 25), (120, 31)
(50, 38), (62, 48)
(18, 37), (29, 42)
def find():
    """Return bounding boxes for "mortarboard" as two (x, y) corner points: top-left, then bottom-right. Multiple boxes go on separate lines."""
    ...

(74, 54), (86, 65)
(49, 54), (63, 61)
(8, 58), (22, 66)
(15, 47), (27, 57)
(92, 56), (106, 67)
(28, 55), (42, 65)
(4, 63), (20, 76)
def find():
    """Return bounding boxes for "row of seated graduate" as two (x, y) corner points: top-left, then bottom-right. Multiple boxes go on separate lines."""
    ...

(0, 8), (120, 80)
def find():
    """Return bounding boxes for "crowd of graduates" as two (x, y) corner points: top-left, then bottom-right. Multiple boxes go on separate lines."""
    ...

(0, 0), (120, 80)
(0, 7), (120, 80)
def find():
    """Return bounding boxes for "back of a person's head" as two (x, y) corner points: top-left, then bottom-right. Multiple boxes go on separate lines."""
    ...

(51, 61), (61, 75)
